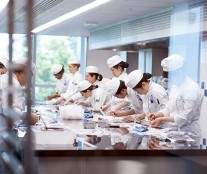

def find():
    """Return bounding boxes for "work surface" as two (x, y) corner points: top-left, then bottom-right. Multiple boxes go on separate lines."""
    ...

(22, 105), (207, 157)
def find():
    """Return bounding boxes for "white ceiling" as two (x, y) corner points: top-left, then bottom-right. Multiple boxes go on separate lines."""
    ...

(0, 0), (187, 36)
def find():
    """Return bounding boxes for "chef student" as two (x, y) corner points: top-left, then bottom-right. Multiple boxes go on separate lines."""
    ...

(76, 80), (111, 111)
(47, 64), (71, 102)
(101, 55), (129, 111)
(148, 54), (203, 147)
(64, 65), (105, 105)
(124, 69), (168, 122)
(55, 58), (83, 105)
(106, 77), (143, 116)
(0, 58), (38, 124)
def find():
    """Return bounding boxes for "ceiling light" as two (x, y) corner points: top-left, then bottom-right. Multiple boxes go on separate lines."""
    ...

(0, 0), (9, 13)
(32, 0), (112, 33)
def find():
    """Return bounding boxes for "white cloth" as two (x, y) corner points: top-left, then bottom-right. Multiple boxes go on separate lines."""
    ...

(161, 54), (184, 72)
(52, 64), (63, 74)
(117, 71), (128, 81)
(142, 81), (168, 115)
(68, 58), (80, 64)
(56, 73), (71, 94)
(88, 88), (111, 111)
(125, 70), (143, 89)
(77, 80), (92, 92)
(94, 80), (106, 90)
(106, 77), (120, 96)
(107, 55), (122, 68)
(125, 88), (143, 114)
(160, 76), (203, 146)
(61, 71), (83, 99)
(86, 66), (99, 73)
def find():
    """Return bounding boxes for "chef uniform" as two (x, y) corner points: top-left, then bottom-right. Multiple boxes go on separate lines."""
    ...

(106, 77), (143, 114)
(60, 59), (83, 100)
(77, 80), (111, 111)
(125, 70), (168, 117)
(52, 64), (71, 94)
(107, 55), (129, 110)
(160, 54), (203, 146)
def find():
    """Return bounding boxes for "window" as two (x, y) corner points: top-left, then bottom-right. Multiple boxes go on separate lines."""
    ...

(34, 35), (82, 102)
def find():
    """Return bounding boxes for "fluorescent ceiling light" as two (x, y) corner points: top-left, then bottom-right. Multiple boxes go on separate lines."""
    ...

(0, 0), (9, 13)
(32, 0), (112, 33)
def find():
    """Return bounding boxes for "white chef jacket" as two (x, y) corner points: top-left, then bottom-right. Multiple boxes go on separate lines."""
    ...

(111, 71), (129, 110)
(142, 81), (168, 115)
(125, 87), (143, 114)
(160, 76), (203, 146)
(61, 71), (83, 99)
(0, 73), (24, 143)
(56, 73), (71, 94)
(70, 80), (106, 102)
(94, 80), (106, 90)
(87, 88), (111, 111)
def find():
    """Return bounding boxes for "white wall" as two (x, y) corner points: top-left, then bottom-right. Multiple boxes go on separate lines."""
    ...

(86, 50), (116, 79)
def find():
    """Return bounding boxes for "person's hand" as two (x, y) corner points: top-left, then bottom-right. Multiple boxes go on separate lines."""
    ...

(118, 127), (129, 135)
(30, 114), (39, 125)
(134, 114), (145, 120)
(76, 101), (84, 106)
(111, 111), (123, 117)
(100, 105), (108, 111)
(106, 110), (116, 116)
(151, 117), (163, 128)
(64, 98), (73, 105)
(47, 95), (53, 101)
(123, 115), (135, 122)
(148, 113), (157, 121)
(55, 97), (64, 105)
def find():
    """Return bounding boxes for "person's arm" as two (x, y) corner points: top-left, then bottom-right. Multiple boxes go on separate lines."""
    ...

(60, 74), (82, 100)
(112, 109), (135, 117)
(111, 101), (129, 111)
(151, 116), (174, 128)
(64, 92), (84, 105)
(76, 101), (90, 107)
(47, 92), (60, 100)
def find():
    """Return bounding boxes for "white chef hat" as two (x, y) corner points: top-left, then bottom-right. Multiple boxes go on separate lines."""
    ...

(86, 66), (99, 74)
(107, 55), (122, 68)
(125, 70), (143, 89)
(106, 77), (120, 96)
(77, 80), (92, 92)
(52, 64), (63, 74)
(14, 58), (36, 75)
(0, 58), (9, 69)
(161, 54), (184, 72)
(68, 58), (80, 65)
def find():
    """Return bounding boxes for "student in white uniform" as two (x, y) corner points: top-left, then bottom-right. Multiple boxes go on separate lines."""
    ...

(124, 70), (168, 122)
(107, 55), (128, 80)
(55, 58), (83, 105)
(85, 66), (105, 90)
(0, 58), (38, 124)
(64, 66), (105, 104)
(106, 77), (143, 116)
(102, 55), (129, 111)
(148, 54), (203, 147)
(76, 80), (111, 111)
(47, 64), (71, 102)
